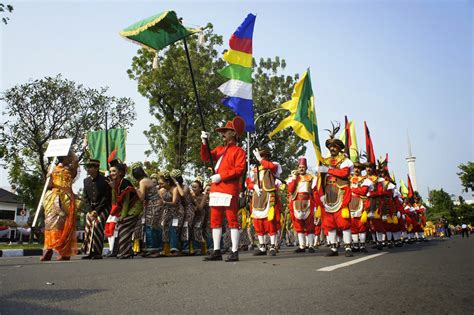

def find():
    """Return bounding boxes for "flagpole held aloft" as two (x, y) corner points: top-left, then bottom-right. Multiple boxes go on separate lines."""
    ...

(182, 36), (215, 172)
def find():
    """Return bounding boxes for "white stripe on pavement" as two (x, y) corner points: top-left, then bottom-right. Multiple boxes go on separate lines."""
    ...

(317, 252), (387, 272)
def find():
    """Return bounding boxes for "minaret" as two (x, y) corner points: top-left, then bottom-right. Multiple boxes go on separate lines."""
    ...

(406, 132), (418, 191)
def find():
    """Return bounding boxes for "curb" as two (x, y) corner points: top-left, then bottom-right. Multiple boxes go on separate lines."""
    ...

(0, 248), (111, 257)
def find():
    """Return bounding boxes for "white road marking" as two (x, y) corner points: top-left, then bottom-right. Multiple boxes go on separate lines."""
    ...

(317, 252), (387, 272)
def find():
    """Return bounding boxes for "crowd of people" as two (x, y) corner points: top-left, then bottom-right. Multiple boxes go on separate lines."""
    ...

(39, 116), (433, 262)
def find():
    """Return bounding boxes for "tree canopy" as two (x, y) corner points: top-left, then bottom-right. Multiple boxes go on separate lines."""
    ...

(457, 161), (474, 193)
(1, 75), (136, 207)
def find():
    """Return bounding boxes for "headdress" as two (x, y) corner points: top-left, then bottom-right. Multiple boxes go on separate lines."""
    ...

(324, 121), (345, 150)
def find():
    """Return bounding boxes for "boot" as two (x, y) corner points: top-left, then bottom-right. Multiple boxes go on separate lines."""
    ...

(225, 251), (239, 262)
(360, 243), (368, 253)
(203, 250), (223, 261)
(326, 245), (338, 257)
(294, 246), (306, 253)
(307, 247), (316, 253)
(345, 245), (353, 257)
(376, 242), (383, 250)
(253, 246), (267, 256)
(40, 249), (53, 262)
(268, 246), (276, 256)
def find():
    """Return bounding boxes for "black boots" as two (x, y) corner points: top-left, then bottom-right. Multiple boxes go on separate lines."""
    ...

(225, 251), (239, 262)
(203, 250), (223, 261)
(326, 244), (338, 257)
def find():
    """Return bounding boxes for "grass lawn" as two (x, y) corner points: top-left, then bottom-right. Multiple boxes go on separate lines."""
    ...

(0, 243), (44, 250)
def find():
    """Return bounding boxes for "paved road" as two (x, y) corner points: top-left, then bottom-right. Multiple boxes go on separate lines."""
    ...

(1, 236), (473, 314)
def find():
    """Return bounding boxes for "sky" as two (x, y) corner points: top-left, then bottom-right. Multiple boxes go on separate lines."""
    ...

(0, 0), (472, 201)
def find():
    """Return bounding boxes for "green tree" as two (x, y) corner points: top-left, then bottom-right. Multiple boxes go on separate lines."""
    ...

(0, 3), (13, 25)
(1, 75), (136, 208)
(427, 189), (456, 223)
(457, 161), (474, 193)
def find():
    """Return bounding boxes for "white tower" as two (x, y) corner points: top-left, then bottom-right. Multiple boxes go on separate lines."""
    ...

(406, 132), (418, 191)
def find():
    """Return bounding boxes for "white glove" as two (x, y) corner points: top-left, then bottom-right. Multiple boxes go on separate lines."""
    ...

(201, 131), (210, 144)
(318, 165), (329, 173)
(210, 173), (221, 183)
(253, 149), (263, 162)
(254, 185), (261, 196)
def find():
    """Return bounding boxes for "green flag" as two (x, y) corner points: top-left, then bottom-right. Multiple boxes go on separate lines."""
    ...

(120, 11), (200, 51)
(88, 129), (126, 171)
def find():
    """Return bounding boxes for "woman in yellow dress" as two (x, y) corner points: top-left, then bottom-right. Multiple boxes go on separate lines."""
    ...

(40, 151), (78, 261)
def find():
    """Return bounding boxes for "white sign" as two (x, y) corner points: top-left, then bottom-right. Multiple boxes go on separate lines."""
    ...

(44, 138), (73, 157)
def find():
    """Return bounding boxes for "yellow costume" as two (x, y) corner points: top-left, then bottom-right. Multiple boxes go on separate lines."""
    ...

(43, 165), (77, 257)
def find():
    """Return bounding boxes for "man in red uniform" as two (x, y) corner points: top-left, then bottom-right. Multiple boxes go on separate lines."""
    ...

(349, 161), (373, 253)
(246, 147), (282, 256)
(200, 117), (247, 262)
(287, 157), (317, 253)
(318, 125), (354, 257)
(414, 196), (427, 241)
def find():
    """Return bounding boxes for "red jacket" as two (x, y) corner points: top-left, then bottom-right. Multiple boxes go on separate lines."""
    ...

(200, 142), (246, 197)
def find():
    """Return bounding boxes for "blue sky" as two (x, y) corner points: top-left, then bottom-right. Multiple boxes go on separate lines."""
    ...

(1, 0), (472, 200)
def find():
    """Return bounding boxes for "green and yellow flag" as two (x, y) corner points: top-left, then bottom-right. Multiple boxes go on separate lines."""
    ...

(120, 11), (200, 51)
(269, 69), (322, 162)
(88, 129), (126, 171)
(339, 120), (359, 162)
(399, 179), (409, 198)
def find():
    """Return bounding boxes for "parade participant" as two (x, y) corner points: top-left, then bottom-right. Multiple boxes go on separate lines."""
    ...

(190, 178), (209, 255)
(288, 156), (316, 253)
(81, 159), (111, 260)
(133, 164), (163, 258)
(246, 147), (282, 256)
(318, 124), (354, 257)
(40, 151), (79, 261)
(108, 160), (142, 259)
(392, 187), (405, 247)
(365, 163), (378, 245)
(403, 197), (416, 243)
(370, 159), (396, 249)
(171, 169), (198, 255)
(200, 116), (246, 262)
(159, 172), (184, 256)
(414, 196), (427, 241)
(349, 160), (372, 253)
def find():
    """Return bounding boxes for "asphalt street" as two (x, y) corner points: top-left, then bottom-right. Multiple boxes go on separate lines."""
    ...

(1, 236), (473, 314)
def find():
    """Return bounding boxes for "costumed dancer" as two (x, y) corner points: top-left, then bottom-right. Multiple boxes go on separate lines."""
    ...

(159, 172), (184, 256)
(172, 169), (199, 255)
(246, 147), (282, 256)
(365, 163), (378, 244)
(200, 116), (246, 262)
(108, 161), (143, 259)
(318, 124), (354, 257)
(414, 196), (427, 241)
(287, 156), (317, 253)
(132, 164), (163, 258)
(40, 151), (79, 261)
(81, 159), (111, 260)
(190, 177), (209, 255)
(349, 160), (372, 253)
(371, 159), (396, 249)
(392, 186), (405, 247)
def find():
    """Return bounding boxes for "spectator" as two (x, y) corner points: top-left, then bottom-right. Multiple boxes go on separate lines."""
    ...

(461, 223), (469, 238)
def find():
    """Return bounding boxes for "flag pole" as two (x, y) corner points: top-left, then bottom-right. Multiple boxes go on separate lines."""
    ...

(182, 36), (215, 171)
(105, 111), (109, 172)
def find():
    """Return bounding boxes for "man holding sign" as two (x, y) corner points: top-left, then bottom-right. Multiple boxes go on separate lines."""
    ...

(200, 116), (246, 262)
